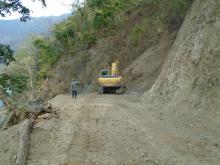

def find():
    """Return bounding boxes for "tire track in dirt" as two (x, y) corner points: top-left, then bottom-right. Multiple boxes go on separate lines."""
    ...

(65, 96), (107, 165)
(25, 94), (218, 165)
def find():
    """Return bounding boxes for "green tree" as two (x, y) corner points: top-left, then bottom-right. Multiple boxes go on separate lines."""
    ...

(0, 44), (17, 111)
(0, 73), (27, 96)
(88, 0), (135, 35)
(89, 0), (118, 30)
(0, 72), (27, 121)
(33, 37), (60, 79)
(0, 0), (46, 21)
(0, 44), (15, 65)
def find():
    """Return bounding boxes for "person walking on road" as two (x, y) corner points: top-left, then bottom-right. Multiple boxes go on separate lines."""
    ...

(71, 79), (80, 99)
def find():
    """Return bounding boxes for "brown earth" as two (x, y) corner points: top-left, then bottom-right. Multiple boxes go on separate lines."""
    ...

(0, 1), (219, 165)
(123, 30), (175, 92)
(142, 0), (220, 164)
(1, 94), (219, 165)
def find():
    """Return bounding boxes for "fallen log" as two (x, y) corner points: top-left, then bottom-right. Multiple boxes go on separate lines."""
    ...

(16, 119), (33, 165)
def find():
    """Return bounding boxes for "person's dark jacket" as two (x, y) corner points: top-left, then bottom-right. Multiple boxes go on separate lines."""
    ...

(71, 80), (79, 91)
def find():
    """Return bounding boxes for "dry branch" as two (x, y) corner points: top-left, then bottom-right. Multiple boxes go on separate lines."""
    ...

(1, 111), (15, 130)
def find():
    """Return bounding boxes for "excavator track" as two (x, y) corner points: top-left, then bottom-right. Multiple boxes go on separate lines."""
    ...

(115, 86), (127, 95)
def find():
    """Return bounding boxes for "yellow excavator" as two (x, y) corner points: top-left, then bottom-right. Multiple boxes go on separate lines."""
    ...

(98, 60), (126, 94)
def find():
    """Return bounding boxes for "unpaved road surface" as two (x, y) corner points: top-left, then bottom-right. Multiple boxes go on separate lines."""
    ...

(25, 94), (219, 165)
(1, 94), (219, 165)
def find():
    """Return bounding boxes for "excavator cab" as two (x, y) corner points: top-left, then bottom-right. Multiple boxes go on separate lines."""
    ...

(98, 60), (126, 94)
(100, 69), (109, 77)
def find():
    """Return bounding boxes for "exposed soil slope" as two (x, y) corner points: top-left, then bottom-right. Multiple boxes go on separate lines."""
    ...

(123, 31), (175, 92)
(142, 0), (220, 163)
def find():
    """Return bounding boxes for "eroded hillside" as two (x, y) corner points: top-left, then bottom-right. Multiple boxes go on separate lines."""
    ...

(143, 0), (220, 131)
(37, 0), (191, 99)
(1, 0), (220, 165)
(142, 0), (220, 162)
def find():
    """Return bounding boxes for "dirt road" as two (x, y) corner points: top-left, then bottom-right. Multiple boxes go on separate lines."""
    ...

(12, 94), (215, 165)
(0, 94), (219, 164)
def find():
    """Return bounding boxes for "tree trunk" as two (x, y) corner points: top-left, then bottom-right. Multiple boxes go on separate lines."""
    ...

(0, 92), (17, 129)
(27, 65), (34, 100)
(1, 111), (15, 129)
(0, 92), (11, 110)
(16, 119), (33, 165)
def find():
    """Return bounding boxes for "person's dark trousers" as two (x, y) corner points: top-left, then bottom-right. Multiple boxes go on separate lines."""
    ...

(72, 90), (77, 99)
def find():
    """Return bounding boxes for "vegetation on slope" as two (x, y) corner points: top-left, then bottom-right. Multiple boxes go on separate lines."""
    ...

(30, 0), (192, 98)
(2, 0), (193, 106)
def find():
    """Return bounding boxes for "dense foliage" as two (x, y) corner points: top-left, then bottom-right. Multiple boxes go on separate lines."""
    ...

(88, 0), (132, 30)
(53, 0), (192, 48)
(33, 37), (60, 79)
(0, 73), (27, 96)
(0, 44), (15, 65)
(0, 44), (27, 98)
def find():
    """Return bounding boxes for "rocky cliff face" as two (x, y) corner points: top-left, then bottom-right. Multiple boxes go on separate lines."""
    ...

(143, 0), (220, 131)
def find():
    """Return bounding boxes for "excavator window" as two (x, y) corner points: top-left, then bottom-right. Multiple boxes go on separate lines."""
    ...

(101, 69), (109, 77)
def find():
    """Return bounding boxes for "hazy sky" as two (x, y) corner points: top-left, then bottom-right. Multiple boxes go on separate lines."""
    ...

(1, 0), (80, 20)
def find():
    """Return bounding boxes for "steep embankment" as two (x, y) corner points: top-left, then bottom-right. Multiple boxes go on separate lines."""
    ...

(123, 31), (175, 92)
(142, 0), (220, 162)
(144, 0), (220, 128)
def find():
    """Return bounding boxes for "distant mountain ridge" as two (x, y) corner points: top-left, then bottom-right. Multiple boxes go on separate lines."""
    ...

(0, 14), (70, 50)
